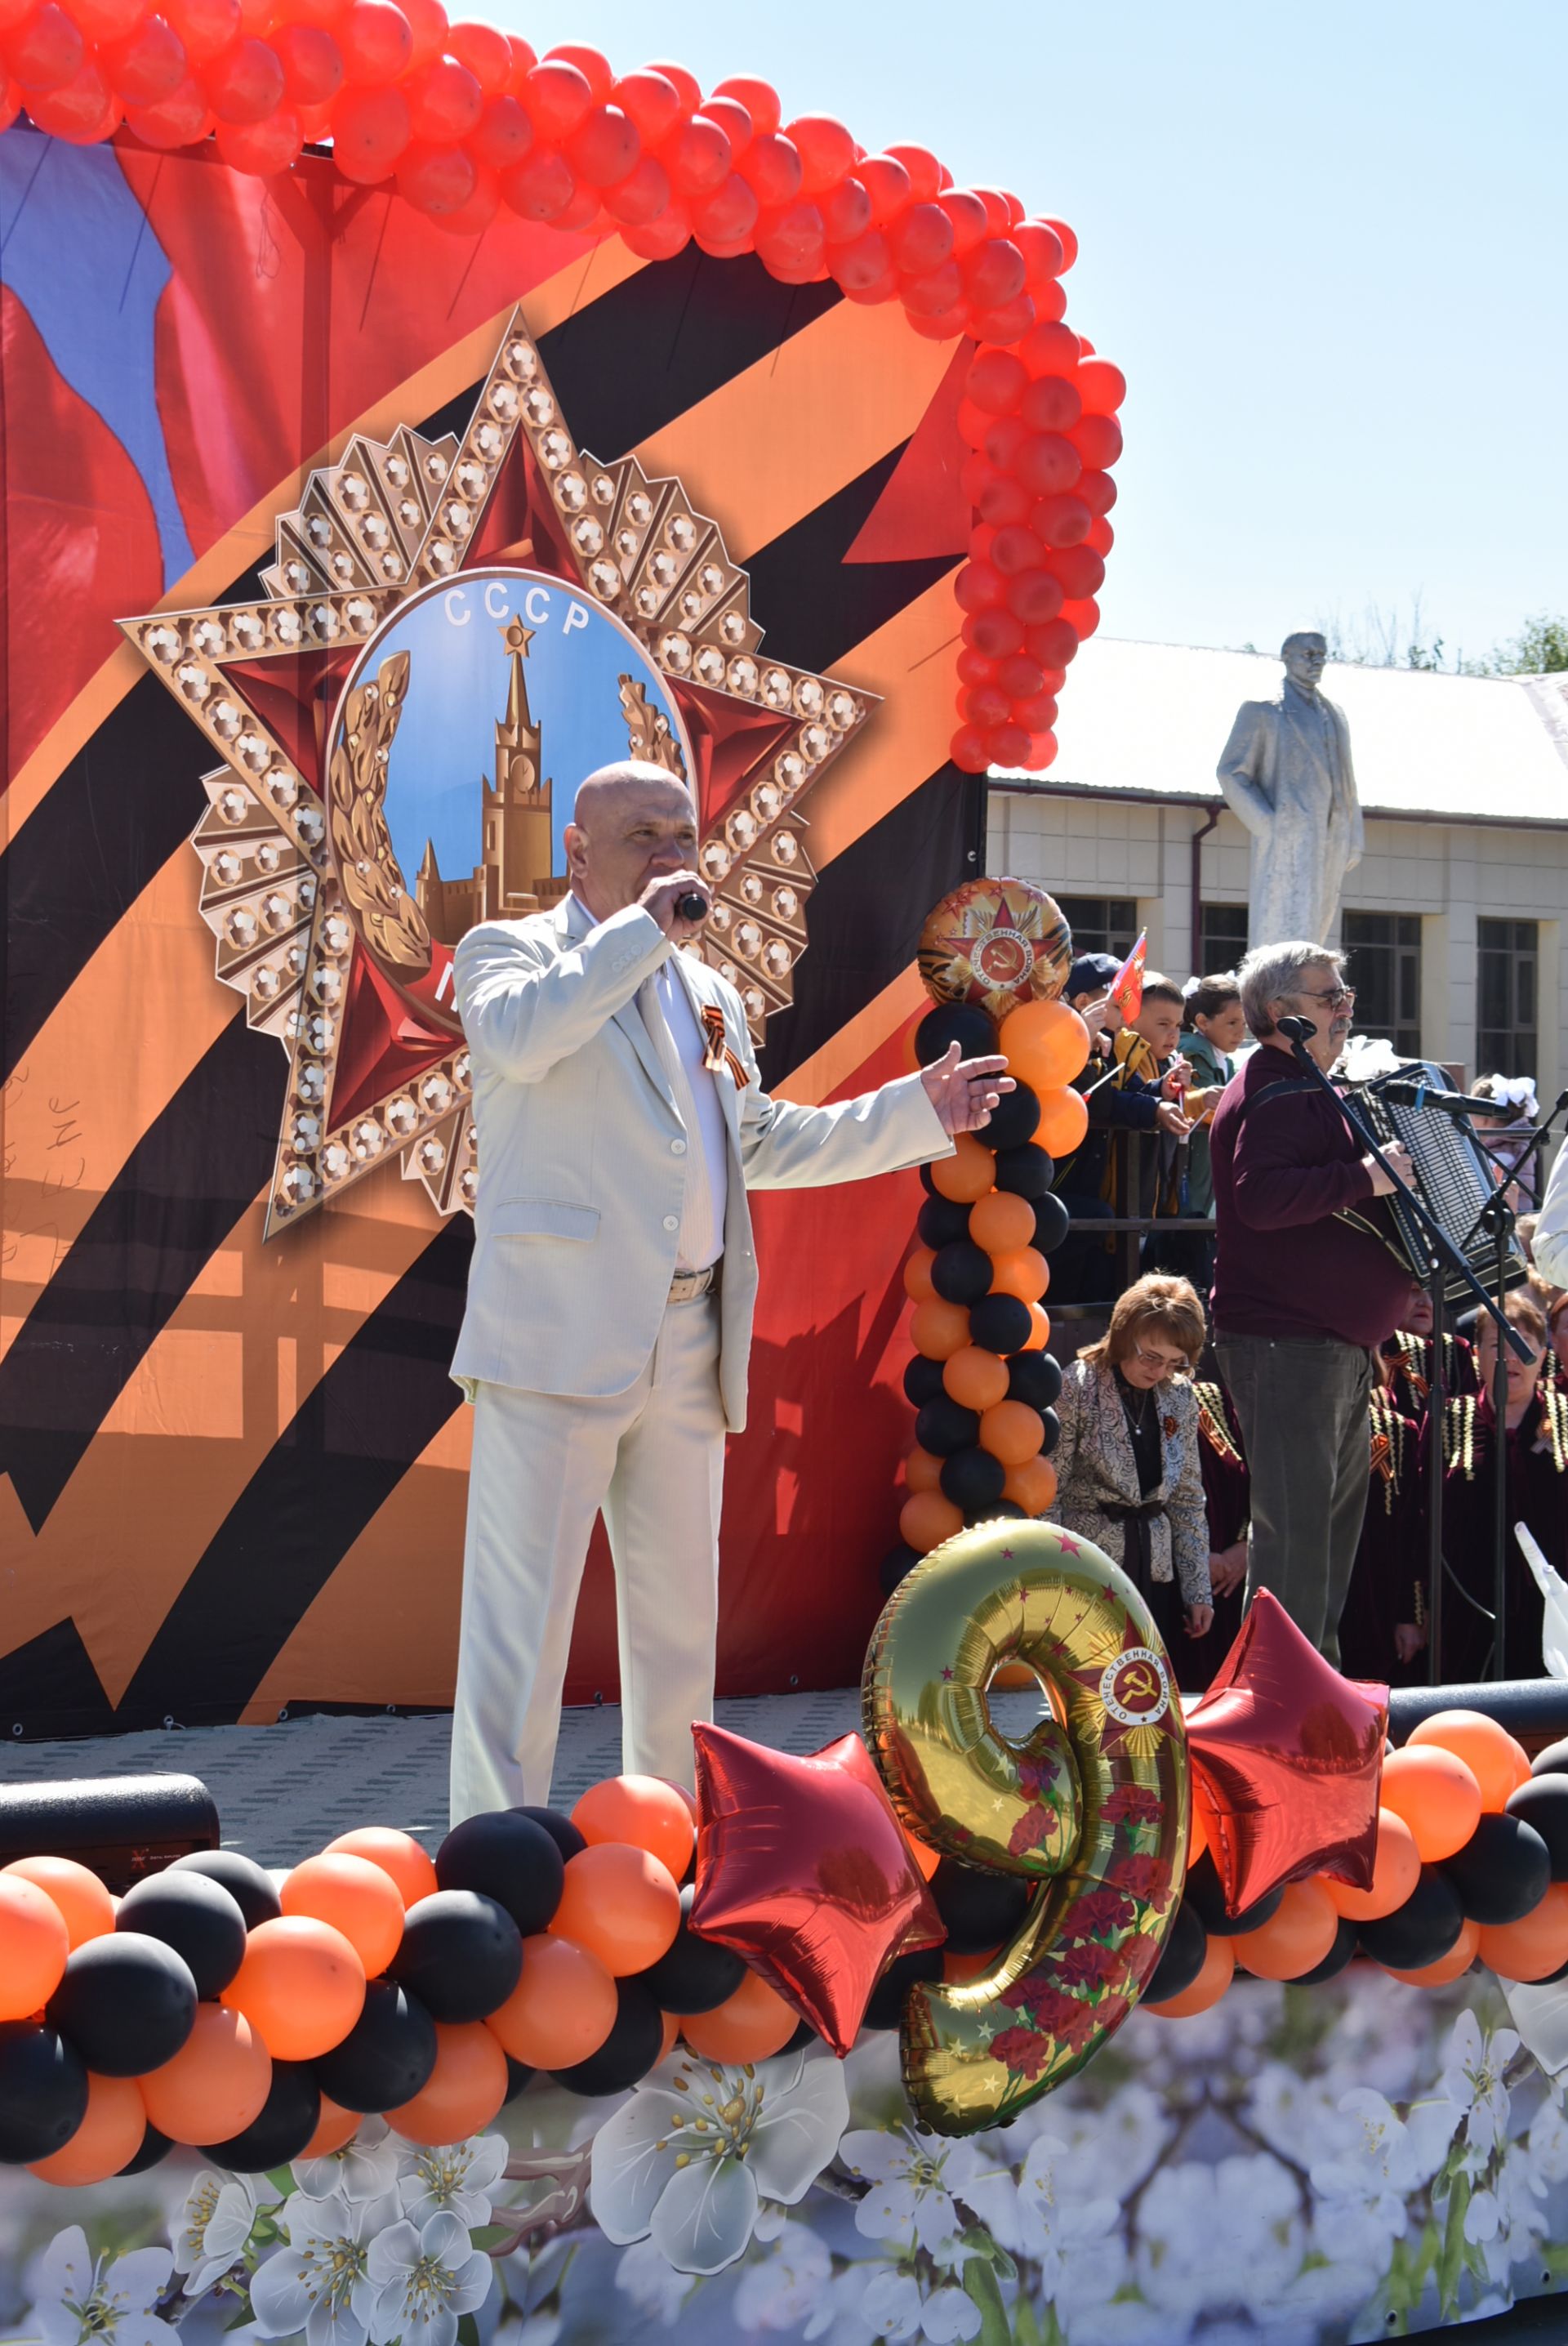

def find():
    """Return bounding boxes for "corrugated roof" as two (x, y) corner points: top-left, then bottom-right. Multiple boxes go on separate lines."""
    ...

(991, 638), (1568, 824)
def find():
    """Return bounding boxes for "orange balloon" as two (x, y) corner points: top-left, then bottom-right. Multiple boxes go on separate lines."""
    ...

(1383, 1916), (1481, 1987)
(1409, 1710), (1521, 1813)
(969, 1190), (1035, 1254)
(989, 1247), (1049, 1305)
(942, 1947), (999, 1983)
(221, 1915), (367, 2059)
(2, 1857), (114, 1951)
(1324, 1809), (1421, 1922)
(1187, 1800), (1211, 1869)
(1147, 1932), (1234, 2017)
(942, 1345), (1009, 1412)
(658, 2008), (680, 2061)
(549, 1844), (680, 1975)
(485, 1933), (617, 2067)
(1022, 1303), (1052, 1351)
(388, 2019), (508, 2146)
(1380, 1746), (1483, 1862)
(0, 1875), (70, 2020)
(902, 1246), (938, 1303)
(1232, 1879), (1341, 1980)
(997, 997), (1092, 1092)
(904, 1446), (943, 1494)
(980, 1398), (1047, 1467)
(900, 1490), (964, 1554)
(1001, 1456), (1058, 1515)
(282, 1853), (406, 1978)
(931, 1132), (998, 1204)
(1035, 1085), (1089, 1160)
(1506, 1734), (1533, 1794)
(1479, 1883), (1568, 1983)
(139, 2004), (272, 2145)
(29, 2072), (146, 2184)
(909, 1299), (971, 1361)
(903, 1830), (941, 1883)
(572, 1777), (695, 1883)
(324, 1827), (439, 1908)
(682, 1969), (796, 2063)
(300, 2093), (362, 2157)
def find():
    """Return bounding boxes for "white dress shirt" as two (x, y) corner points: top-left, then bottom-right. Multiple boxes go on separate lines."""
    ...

(649, 953), (728, 1272)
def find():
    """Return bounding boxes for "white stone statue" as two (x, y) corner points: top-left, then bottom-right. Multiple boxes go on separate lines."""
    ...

(1215, 631), (1364, 948)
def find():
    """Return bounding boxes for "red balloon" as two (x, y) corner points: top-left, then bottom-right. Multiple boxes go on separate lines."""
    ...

(786, 109), (853, 194)
(1072, 413), (1124, 469)
(692, 1724), (944, 2056)
(966, 606), (1025, 658)
(889, 199), (952, 275)
(1012, 432), (1080, 497)
(5, 5), (83, 91)
(901, 260), (962, 319)
(330, 82), (408, 177)
(958, 450), (993, 504)
(428, 155), (496, 233)
(201, 34), (283, 121)
(1050, 544), (1105, 600)
(970, 185), (1011, 236)
(466, 89), (528, 168)
(963, 684), (1010, 730)
(939, 188), (989, 256)
(642, 56), (698, 111)
(996, 653), (1045, 699)
(977, 474), (1031, 529)
(216, 103), (301, 170)
(968, 348), (1027, 414)
(24, 54), (118, 135)
(1031, 492), (1093, 547)
(1077, 468), (1118, 517)
(1019, 318), (1080, 378)
(71, 0), (142, 36)
(956, 646), (997, 689)
(736, 127), (799, 207)
(691, 169), (756, 248)
(883, 140), (940, 201)
(988, 723), (1030, 766)
(270, 20), (339, 100)
(102, 13), (186, 100)
(1061, 595), (1101, 638)
(827, 224), (892, 299)
(338, 0), (408, 85)
(1027, 614), (1078, 667)
(1076, 356), (1126, 416)
(565, 98), (639, 187)
(858, 151), (911, 221)
(543, 40), (609, 98)
(1042, 212), (1078, 270)
(397, 137), (474, 211)
(521, 54), (589, 138)
(755, 195), (823, 270)
(953, 560), (1003, 613)
(1013, 219), (1065, 287)
(700, 91), (751, 156)
(1019, 373), (1081, 433)
(662, 110), (729, 195)
(621, 203), (690, 261)
(820, 173), (869, 244)
(443, 16), (507, 91)
(610, 65), (680, 143)
(388, 0), (437, 65)
(711, 72), (777, 135)
(983, 413), (1027, 469)
(501, 143), (574, 219)
(991, 524), (1044, 575)
(404, 54), (479, 140)
(963, 236), (1026, 311)
(951, 724), (989, 774)
(955, 396), (994, 450)
(1005, 569), (1065, 627)
(124, 70), (208, 138)
(548, 180), (603, 233)
(501, 31), (531, 91)
(974, 293), (1037, 346)
(1013, 691), (1059, 733)
(600, 151), (668, 225)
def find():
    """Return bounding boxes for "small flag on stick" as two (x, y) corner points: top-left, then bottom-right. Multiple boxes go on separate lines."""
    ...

(1110, 930), (1148, 1021)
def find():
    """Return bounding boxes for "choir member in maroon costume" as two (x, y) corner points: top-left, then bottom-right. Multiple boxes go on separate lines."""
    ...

(1186, 1376), (1250, 1692)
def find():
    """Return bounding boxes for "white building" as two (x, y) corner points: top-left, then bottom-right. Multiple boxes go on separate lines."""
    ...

(989, 640), (1568, 1090)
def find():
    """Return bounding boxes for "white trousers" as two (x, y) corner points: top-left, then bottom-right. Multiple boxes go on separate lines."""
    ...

(448, 1293), (727, 1824)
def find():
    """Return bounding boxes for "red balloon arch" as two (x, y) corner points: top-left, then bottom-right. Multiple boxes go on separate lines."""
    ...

(0, 7), (1124, 774)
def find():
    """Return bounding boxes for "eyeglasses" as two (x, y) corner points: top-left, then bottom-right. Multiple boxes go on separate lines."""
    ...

(1292, 984), (1356, 1010)
(1131, 1346), (1187, 1373)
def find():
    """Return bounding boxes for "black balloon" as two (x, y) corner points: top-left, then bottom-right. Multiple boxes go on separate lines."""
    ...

(1530, 1737), (1568, 1779)
(636, 1885), (746, 2014)
(1007, 1350), (1062, 1412)
(167, 1849), (282, 1931)
(918, 1196), (973, 1251)
(118, 1871), (248, 2000)
(118, 2125), (172, 2175)
(436, 1811), (565, 1937)
(783, 2018), (823, 2053)
(903, 1354), (947, 1410)
(1183, 1851), (1284, 1939)
(1441, 1814), (1552, 1926)
(1146, 1899), (1206, 2001)
(969, 1293), (1031, 1354)
(915, 1002), (997, 1068)
(1032, 1192), (1071, 1255)
(503, 2057), (535, 2104)
(1293, 1918), (1360, 1985)
(0, 2022), (89, 2164)
(985, 1501), (1029, 1520)
(919, 1161), (941, 1198)
(316, 1980), (438, 2113)
(513, 1808), (587, 1863)
(930, 1858), (1031, 1955)
(879, 1544), (921, 1599)
(47, 1933), (198, 2076)
(1507, 1777), (1568, 1881)
(932, 1239), (995, 1306)
(982, 1082), (1041, 1153)
(1358, 1865), (1466, 1971)
(993, 1142), (1054, 1199)
(1037, 1407), (1061, 1457)
(915, 1397), (981, 1457)
(940, 1447), (1007, 1516)
(863, 1947), (943, 2032)
(200, 2061), (321, 2170)
(553, 1979), (665, 2095)
(387, 1892), (522, 2023)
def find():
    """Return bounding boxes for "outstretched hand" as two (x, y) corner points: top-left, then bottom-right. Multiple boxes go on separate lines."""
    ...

(920, 1042), (1016, 1136)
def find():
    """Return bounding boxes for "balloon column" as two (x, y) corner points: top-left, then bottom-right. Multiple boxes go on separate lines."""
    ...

(888, 880), (1089, 1585)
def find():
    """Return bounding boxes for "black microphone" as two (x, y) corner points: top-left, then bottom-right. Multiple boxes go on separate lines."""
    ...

(675, 891), (709, 925)
(1380, 1081), (1512, 1119)
(1275, 1014), (1317, 1044)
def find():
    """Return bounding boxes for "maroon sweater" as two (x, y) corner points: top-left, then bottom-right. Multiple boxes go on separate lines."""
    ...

(1209, 1046), (1413, 1346)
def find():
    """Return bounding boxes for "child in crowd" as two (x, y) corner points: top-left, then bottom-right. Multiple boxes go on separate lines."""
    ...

(1049, 957), (1191, 1305)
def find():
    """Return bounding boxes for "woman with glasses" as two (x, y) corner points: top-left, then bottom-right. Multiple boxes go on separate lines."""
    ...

(1050, 1273), (1215, 1663)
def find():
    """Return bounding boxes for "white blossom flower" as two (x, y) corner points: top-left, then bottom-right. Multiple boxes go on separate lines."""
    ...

(396, 2134), (509, 2229)
(249, 2188), (394, 2346)
(612, 2238), (693, 2326)
(294, 2114), (403, 2208)
(1530, 2092), (1568, 2182)
(839, 2126), (973, 2255)
(23, 2230), (176, 2346)
(732, 2222), (831, 2331)
(171, 2170), (272, 2295)
(1310, 2089), (1419, 2235)
(1437, 2009), (1520, 2155)
(366, 2210), (492, 2346)
(956, 2130), (1118, 2287)
(1136, 2154), (1303, 2322)
(591, 2047), (849, 2277)
(858, 2267), (981, 2344)
(492, 2313), (561, 2346)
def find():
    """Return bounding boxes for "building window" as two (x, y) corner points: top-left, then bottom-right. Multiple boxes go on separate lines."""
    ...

(1343, 912), (1422, 1060)
(1055, 895), (1139, 964)
(1197, 902), (1248, 976)
(1477, 918), (1538, 1080)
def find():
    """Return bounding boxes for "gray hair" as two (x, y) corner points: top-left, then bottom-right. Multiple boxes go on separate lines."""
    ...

(1237, 939), (1346, 1037)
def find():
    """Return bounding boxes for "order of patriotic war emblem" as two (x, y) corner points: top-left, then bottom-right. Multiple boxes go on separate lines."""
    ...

(1099, 1646), (1173, 1729)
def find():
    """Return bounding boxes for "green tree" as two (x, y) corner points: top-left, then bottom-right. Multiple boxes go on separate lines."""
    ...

(1470, 612), (1568, 675)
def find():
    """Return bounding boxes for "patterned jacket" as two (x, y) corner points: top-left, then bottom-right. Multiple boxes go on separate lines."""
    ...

(1050, 1358), (1212, 1606)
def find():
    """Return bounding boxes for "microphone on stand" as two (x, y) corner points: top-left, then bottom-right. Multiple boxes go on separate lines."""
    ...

(1380, 1080), (1514, 1120)
(1275, 1014), (1318, 1045)
(675, 892), (710, 925)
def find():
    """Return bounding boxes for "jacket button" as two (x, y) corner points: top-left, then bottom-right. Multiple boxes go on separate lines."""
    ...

(671, 1139), (687, 1155)
(662, 1215), (679, 1233)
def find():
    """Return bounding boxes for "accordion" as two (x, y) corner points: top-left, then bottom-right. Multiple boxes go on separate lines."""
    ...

(1335, 1061), (1530, 1305)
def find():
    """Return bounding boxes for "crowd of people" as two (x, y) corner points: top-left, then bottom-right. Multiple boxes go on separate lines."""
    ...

(1044, 938), (1568, 1693)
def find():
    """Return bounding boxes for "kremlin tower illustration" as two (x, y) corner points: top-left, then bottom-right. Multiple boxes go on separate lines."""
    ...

(415, 616), (568, 943)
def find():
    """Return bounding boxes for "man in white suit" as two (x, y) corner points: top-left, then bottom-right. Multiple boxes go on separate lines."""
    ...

(448, 760), (1010, 1822)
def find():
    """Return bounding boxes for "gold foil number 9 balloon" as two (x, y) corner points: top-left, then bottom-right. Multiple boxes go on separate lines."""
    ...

(862, 1519), (1188, 2135)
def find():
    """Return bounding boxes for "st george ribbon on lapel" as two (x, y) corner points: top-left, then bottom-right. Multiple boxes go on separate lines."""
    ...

(701, 1004), (752, 1089)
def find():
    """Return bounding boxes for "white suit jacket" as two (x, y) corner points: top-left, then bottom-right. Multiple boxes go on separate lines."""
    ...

(450, 894), (953, 1431)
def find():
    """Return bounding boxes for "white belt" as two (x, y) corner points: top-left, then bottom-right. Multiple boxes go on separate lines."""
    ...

(669, 1264), (719, 1304)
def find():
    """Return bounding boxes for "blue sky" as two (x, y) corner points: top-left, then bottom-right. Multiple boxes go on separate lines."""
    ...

(378, 572), (688, 887)
(483, 0), (1565, 667)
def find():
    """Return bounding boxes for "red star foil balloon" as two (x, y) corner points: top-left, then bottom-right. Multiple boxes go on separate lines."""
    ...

(1185, 1591), (1388, 1916)
(691, 1724), (945, 2057)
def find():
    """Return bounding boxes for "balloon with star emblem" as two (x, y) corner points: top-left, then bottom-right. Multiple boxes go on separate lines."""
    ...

(917, 877), (1073, 1022)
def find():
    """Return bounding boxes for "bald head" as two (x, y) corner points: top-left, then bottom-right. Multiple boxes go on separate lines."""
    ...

(565, 760), (701, 923)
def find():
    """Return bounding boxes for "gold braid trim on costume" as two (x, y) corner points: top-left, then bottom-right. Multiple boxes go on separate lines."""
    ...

(1543, 1378), (1568, 1476)
(1192, 1381), (1244, 1467)
(1444, 1393), (1479, 1480)
(1368, 1386), (1408, 1513)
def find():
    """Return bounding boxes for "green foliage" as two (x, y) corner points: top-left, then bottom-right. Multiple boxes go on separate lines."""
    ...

(1464, 612), (1568, 676)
